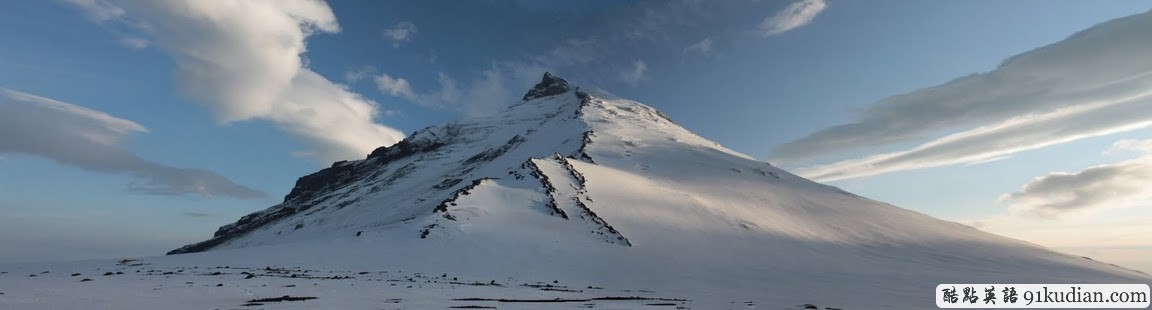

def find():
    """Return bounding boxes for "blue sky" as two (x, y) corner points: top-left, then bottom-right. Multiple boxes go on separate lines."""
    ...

(1, 0), (1150, 272)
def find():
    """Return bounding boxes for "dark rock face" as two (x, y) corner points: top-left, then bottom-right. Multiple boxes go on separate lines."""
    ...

(168, 132), (451, 255)
(522, 72), (571, 101)
(283, 134), (446, 204)
(283, 162), (359, 204)
(366, 135), (445, 163)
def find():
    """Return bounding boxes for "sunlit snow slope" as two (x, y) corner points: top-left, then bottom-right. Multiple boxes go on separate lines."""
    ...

(5, 73), (1141, 309)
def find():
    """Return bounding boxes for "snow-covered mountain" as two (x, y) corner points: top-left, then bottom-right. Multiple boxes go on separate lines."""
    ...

(3, 73), (1147, 309)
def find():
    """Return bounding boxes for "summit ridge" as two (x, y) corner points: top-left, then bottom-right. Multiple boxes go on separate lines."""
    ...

(522, 72), (573, 101)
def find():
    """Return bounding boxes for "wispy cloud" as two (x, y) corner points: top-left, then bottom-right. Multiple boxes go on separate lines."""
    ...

(118, 37), (149, 49)
(382, 21), (418, 48)
(90, 0), (406, 164)
(0, 88), (264, 199)
(184, 212), (216, 218)
(343, 65), (376, 83)
(62, 0), (126, 22)
(794, 90), (1152, 182)
(373, 72), (464, 108)
(541, 37), (607, 67)
(757, 0), (827, 36)
(435, 72), (461, 103)
(683, 37), (713, 56)
(999, 139), (1152, 218)
(1108, 139), (1152, 155)
(63, 0), (154, 48)
(617, 0), (717, 42)
(782, 11), (1152, 180)
(375, 63), (547, 116)
(618, 60), (648, 86)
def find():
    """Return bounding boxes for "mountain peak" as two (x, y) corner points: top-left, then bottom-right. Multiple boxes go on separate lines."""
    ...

(164, 76), (1150, 308)
(522, 72), (572, 101)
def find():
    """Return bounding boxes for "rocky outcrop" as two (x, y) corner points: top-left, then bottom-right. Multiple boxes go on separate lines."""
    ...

(523, 72), (571, 101)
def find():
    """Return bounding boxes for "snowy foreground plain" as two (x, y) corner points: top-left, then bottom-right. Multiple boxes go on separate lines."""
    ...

(2, 76), (1148, 309)
(3, 236), (1146, 310)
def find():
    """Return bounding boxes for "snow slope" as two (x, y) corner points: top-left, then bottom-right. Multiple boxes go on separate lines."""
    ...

(1, 73), (1147, 309)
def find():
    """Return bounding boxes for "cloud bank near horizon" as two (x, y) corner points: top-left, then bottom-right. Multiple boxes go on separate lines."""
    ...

(0, 88), (265, 199)
(784, 11), (1152, 182)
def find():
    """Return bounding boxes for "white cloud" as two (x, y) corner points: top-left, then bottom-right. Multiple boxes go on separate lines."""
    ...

(118, 37), (149, 49)
(372, 70), (466, 112)
(266, 70), (407, 162)
(999, 139), (1152, 218)
(775, 11), (1152, 163)
(63, 0), (126, 22)
(103, 0), (406, 164)
(618, 60), (648, 86)
(757, 0), (827, 36)
(794, 91), (1152, 182)
(683, 37), (713, 56)
(382, 21), (418, 47)
(1107, 138), (1152, 155)
(373, 73), (418, 101)
(343, 65), (376, 83)
(0, 88), (264, 199)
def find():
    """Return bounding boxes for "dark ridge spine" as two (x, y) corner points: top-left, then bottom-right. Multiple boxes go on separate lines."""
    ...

(572, 197), (631, 246)
(572, 130), (596, 164)
(553, 153), (629, 246)
(524, 160), (569, 219)
(554, 154), (587, 189)
(433, 178), (494, 215)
